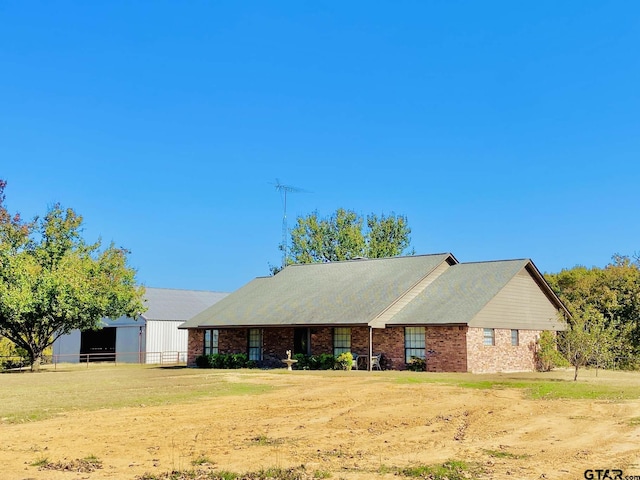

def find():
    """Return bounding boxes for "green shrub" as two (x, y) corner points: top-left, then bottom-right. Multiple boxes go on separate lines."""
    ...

(292, 353), (309, 370)
(406, 356), (426, 372)
(316, 353), (336, 370)
(195, 355), (210, 368)
(536, 331), (568, 371)
(335, 352), (353, 371)
(292, 353), (335, 370)
(195, 353), (256, 369)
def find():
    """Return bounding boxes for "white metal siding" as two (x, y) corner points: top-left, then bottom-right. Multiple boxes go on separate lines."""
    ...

(146, 320), (188, 363)
(116, 325), (145, 363)
(470, 269), (563, 330)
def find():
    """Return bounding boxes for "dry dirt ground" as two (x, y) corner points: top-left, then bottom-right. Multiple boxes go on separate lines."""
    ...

(2, 370), (640, 480)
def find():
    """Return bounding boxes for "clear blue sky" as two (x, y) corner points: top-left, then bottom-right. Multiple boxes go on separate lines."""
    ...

(2, 1), (639, 292)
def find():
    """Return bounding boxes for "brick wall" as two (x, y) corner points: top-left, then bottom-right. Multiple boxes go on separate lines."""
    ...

(220, 328), (248, 353)
(425, 326), (468, 372)
(263, 328), (295, 367)
(188, 326), (376, 368)
(187, 329), (204, 366)
(310, 327), (332, 355)
(373, 327), (404, 370)
(350, 326), (371, 356)
(188, 325), (543, 372)
(466, 327), (540, 373)
(187, 328), (249, 367)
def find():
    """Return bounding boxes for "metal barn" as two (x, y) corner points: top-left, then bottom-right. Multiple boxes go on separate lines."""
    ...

(53, 287), (228, 364)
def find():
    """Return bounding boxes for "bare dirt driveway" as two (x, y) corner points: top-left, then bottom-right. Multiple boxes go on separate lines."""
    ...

(1, 366), (640, 480)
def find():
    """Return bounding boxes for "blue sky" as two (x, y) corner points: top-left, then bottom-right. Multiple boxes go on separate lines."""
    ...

(1, 1), (639, 292)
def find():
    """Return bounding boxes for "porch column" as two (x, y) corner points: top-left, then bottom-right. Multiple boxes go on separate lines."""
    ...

(368, 326), (373, 371)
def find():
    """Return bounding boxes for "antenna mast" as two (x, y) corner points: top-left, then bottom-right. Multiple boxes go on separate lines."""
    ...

(273, 179), (304, 269)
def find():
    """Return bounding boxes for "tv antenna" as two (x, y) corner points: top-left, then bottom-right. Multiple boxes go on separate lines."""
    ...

(272, 179), (306, 268)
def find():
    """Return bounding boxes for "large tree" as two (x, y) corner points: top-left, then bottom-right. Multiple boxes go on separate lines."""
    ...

(0, 181), (145, 370)
(285, 208), (413, 266)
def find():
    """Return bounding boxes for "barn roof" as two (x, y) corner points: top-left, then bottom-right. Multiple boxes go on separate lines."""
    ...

(141, 288), (229, 322)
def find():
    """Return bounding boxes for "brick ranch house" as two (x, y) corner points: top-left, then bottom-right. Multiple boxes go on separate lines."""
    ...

(180, 253), (569, 373)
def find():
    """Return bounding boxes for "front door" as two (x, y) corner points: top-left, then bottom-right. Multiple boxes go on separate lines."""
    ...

(293, 328), (310, 355)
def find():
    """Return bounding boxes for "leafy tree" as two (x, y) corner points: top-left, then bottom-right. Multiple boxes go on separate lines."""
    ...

(559, 307), (617, 381)
(535, 330), (567, 372)
(545, 256), (640, 368)
(0, 181), (145, 371)
(284, 208), (413, 266)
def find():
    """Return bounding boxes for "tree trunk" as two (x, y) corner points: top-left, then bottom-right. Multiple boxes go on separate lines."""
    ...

(573, 364), (579, 381)
(30, 352), (42, 372)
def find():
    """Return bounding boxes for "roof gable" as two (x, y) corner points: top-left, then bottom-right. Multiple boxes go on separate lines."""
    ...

(387, 260), (531, 325)
(387, 259), (568, 327)
(468, 265), (567, 330)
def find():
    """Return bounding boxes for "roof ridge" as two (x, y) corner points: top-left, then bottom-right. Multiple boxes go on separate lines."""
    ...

(457, 258), (530, 266)
(287, 252), (453, 267)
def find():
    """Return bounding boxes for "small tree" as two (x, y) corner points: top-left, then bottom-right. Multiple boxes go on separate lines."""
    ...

(535, 331), (567, 372)
(560, 307), (615, 381)
(0, 181), (145, 370)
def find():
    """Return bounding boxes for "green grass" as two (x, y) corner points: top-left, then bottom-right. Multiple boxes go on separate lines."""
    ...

(250, 434), (284, 446)
(137, 466), (319, 479)
(30, 457), (49, 467)
(399, 460), (481, 479)
(394, 369), (640, 400)
(628, 417), (640, 426)
(3, 365), (640, 427)
(378, 460), (482, 479)
(191, 455), (215, 466)
(33, 455), (103, 472)
(482, 448), (531, 459)
(313, 470), (331, 478)
(0, 364), (274, 423)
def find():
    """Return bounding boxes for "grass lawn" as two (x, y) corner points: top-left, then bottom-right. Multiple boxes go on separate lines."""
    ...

(2, 365), (639, 480)
(394, 367), (640, 400)
(0, 363), (273, 423)
(1, 363), (638, 424)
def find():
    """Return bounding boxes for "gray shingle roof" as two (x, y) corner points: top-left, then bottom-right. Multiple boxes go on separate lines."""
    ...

(141, 288), (229, 322)
(387, 259), (530, 326)
(181, 254), (455, 328)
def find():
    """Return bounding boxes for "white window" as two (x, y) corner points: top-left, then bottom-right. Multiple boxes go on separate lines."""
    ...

(404, 327), (426, 363)
(333, 327), (351, 356)
(204, 329), (219, 355)
(483, 328), (495, 346)
(248, 329), (262, 361)
(511, 329), (519, 346)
